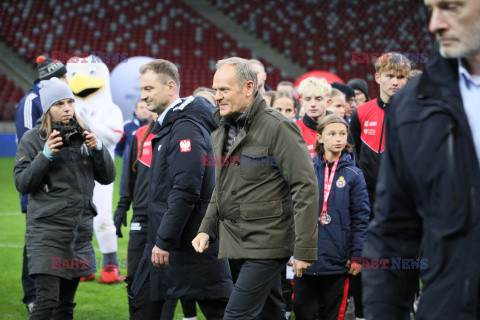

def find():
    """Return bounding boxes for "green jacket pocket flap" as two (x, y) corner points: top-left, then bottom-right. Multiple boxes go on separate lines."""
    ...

(240, 201), (282, 220)
(241, 146), (269, 158)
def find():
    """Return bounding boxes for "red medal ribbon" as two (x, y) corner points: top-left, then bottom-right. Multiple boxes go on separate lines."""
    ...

(320, 156), (339, 225)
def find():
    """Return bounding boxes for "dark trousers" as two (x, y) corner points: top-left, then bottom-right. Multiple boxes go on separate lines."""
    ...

(228, 259), (243, 284)
(132, 272), (177, 320)
(146, 297), (227, 320)
(181, 298), (197, 317)
(29, 274), (80, 320)
(293, 273), (349, 320)
(349, 274), (363, 318)
(126, 216), (148, 319)
(224, 259), (287, 320)
(22, 245), (36, 304)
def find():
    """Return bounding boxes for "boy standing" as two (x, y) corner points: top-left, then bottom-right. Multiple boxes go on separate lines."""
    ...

(296, 77), (332, 157)
(348, 52), (410, 319)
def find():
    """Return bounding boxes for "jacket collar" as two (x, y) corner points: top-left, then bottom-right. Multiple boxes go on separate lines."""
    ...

(313, 152), (354, 169)
(152, 98), (190, 142)
(417, 43), (461, 101)
(158, 98), (182, 127)
(212, 92), (266, 162)
(415, 42), (468, 125)
(151, 121), (162, 135)
(302, 114), (318, 131)
(213, 92), (266, 132)
(376, 93), (388, 110)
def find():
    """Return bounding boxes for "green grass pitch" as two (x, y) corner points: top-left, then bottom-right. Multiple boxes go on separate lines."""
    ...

(0, 157), (206, 319)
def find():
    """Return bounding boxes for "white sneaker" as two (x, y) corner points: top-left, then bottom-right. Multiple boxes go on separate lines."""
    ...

(26, 302), (35, 315)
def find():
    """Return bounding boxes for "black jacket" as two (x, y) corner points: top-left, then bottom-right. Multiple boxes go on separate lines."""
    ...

(362, 43), (480, 319)
(14, 118), (116, 279)
(116, 123), (159, 216)
(147, 96), (233, 301)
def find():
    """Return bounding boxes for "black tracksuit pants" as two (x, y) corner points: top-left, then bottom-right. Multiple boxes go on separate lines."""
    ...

(126, 215), (149, 319)
(293, 273), (350, 320)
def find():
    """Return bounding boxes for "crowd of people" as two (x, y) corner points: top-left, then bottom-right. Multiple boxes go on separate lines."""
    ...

(12, 0), (480, 319)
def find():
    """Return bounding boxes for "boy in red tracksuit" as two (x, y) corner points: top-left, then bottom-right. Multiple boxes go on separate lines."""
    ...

(347, 52), (411, 319)
(296, 77), (332, 157)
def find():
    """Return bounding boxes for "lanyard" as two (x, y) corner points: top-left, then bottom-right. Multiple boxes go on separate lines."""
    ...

(319, 156), (339, 226)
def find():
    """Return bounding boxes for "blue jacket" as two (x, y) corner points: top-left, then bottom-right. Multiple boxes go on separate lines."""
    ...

(362, 43), (480, 320)
(115, 114), (149, 190)
(146, 96), (232, 301)
(115, 114), (148, 158)
(15, 79), (42, 213)
(306, 152), (370, 276)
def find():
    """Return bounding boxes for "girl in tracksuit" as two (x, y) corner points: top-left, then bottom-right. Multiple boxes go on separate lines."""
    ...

(293, 114), (370, 320)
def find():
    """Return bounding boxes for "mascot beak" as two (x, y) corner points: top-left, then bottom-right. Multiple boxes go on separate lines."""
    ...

(69, 74), (105, 98)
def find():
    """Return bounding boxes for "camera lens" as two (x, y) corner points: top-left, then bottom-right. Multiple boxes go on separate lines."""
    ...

(64, 132), (84, 148)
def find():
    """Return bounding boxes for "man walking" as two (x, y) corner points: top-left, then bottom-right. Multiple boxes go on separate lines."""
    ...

(193, 57), (319, 320)
(362, 1), (480, 319)
(139, 59), (232, 320)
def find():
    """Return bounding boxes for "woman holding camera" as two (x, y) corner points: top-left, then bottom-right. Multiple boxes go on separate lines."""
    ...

(14, 77), (116, 319)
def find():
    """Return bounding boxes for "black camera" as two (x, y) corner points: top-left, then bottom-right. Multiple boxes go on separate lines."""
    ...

(59, 127), (85, 148)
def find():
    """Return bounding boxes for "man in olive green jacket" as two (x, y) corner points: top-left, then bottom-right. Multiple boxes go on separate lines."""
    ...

(193, 57), (319, 320)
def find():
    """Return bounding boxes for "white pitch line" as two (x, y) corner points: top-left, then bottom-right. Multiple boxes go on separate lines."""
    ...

(0, 212), (22, 216)
(0, 243), (24, 248)
(0, 244), (127, 254)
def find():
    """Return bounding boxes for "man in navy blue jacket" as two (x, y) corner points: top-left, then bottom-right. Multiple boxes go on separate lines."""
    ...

(14, 55), (67, 315)
(362, 1), (480, 319)
(137, 59), (232, 319)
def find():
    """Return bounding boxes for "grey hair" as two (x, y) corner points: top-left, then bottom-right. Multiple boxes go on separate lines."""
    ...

(216, 57), (258, 94)
(193, 87), (215, 99)
(248, 59), (265, 72)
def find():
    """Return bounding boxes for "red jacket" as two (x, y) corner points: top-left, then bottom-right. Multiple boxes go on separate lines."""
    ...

(349, 97), (388, 202)
(296, 120), (317, 158)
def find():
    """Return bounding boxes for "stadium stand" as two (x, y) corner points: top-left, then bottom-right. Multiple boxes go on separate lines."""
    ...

(0, 0), (287, 107)
(209, 0), (434, 97)
(0, 0), (436, 120)
(0, 73), (25, 120)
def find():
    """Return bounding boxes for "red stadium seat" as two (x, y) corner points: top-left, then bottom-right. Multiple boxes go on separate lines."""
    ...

(209, 0), (433, 94)
(0, 0), (291, 95)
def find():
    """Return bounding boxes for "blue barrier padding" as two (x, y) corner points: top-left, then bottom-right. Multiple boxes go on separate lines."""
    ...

(0, 134), (17, 157)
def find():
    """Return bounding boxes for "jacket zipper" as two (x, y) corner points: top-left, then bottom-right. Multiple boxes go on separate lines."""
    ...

(378, 115), (385, 154)
(446, 124), (457, 205)
(434, 123), (457, 205)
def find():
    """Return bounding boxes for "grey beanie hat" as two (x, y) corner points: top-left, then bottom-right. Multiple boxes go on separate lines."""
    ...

(347, 78), (370, 101)
(39, 77), (75, 114)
